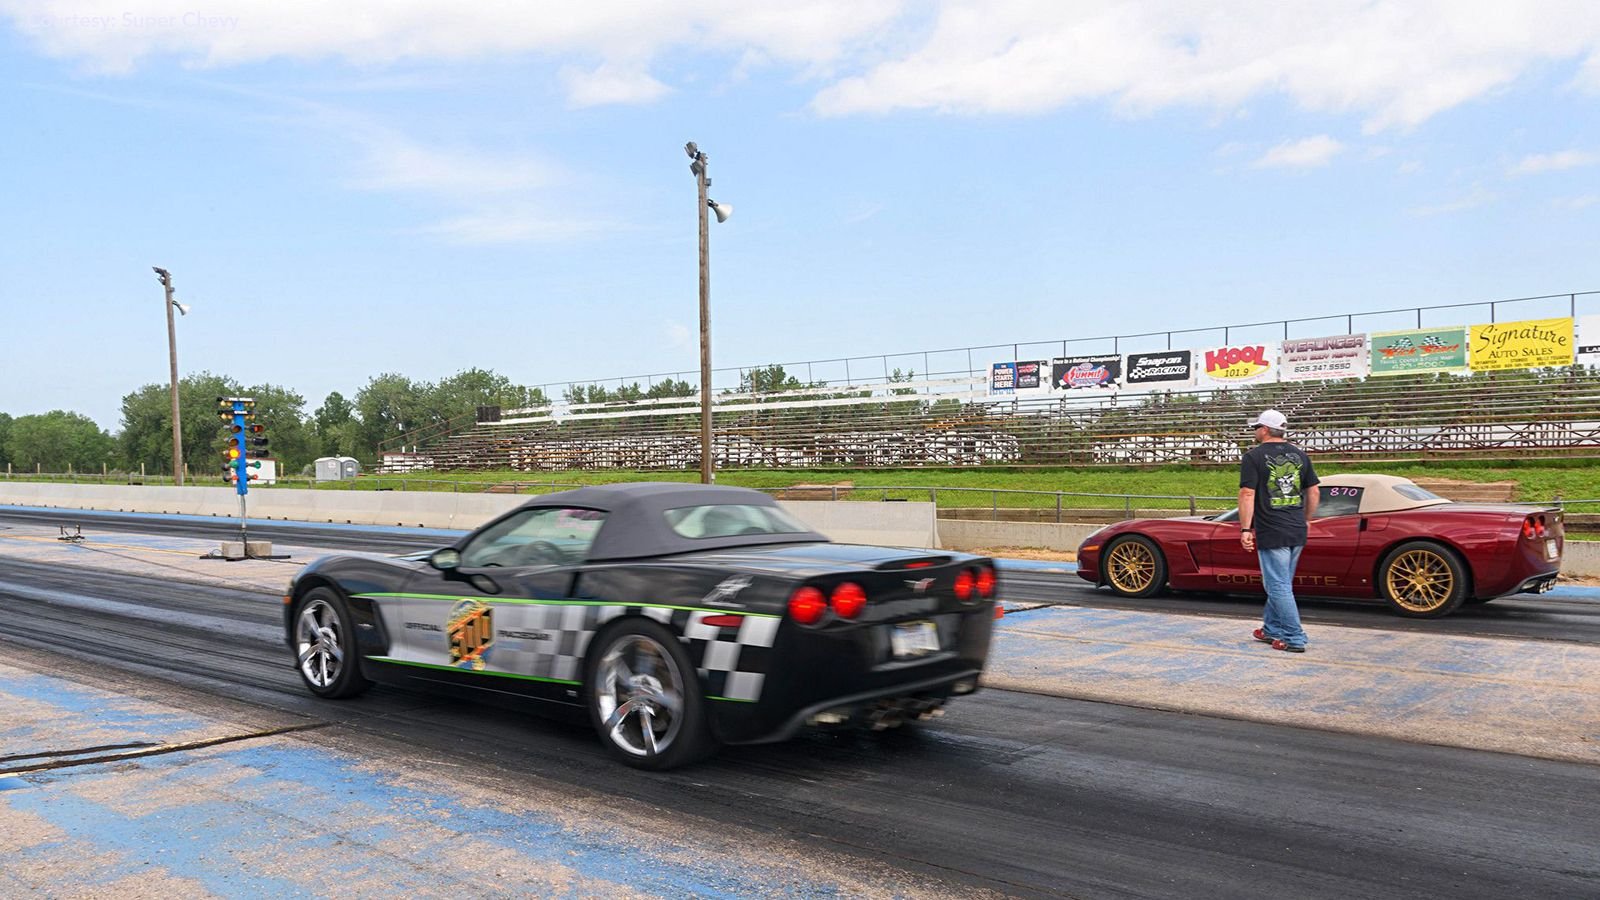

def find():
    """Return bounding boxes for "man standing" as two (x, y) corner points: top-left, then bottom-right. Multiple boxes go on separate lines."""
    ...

(1238, 409), (1319, 653)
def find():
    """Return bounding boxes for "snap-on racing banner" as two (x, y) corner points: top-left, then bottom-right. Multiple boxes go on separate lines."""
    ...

(1196, 343), (1275, 387)
(1051, 355), (1121, 391)
(1469, 317), (1574, 371)
(989, 362), (1017, 393)
(1278, 334), (1369, 382)
(1015, 360), (1046, 390)
(1369, 327), (1467, 376)
(1123, 350), (1194, 387)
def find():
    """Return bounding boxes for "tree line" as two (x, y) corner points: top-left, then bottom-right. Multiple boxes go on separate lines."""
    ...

(0, 368), (551, 477)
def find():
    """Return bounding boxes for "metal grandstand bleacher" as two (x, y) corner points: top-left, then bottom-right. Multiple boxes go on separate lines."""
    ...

(388, 368), (1600, 472)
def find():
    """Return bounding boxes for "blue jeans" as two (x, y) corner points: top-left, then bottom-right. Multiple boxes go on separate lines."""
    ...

(1258, 545), (1307, 649)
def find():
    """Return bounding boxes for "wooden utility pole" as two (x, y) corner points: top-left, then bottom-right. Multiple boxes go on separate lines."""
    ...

(689, 142), (714, 484)
(155, 267), (184, 486)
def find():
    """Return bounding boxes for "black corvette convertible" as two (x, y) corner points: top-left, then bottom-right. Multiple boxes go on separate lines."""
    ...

(284, 482), (997, 769)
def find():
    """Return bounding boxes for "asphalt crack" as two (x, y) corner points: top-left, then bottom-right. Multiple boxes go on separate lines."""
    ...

(0, 722), (328, 776)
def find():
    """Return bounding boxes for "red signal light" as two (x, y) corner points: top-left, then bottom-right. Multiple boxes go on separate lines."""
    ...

(249, 424), (264, 433)
(953, 570), (974, 600)
(788, 586), (827, 625)
(830, 582), (867, 619)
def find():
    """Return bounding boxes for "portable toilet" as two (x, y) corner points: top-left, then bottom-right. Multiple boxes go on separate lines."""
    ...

(314, 457), (343, 481)
(338, 456), (361, 479)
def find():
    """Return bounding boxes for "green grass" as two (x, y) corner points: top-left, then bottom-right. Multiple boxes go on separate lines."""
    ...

(281, 459), (1600, 508)
(19, 458), (1600, 510)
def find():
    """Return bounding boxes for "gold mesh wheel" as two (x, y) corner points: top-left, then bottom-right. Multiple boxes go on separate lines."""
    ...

(1106, 537), (1163, 596)
(1384, 547), (1458, 614)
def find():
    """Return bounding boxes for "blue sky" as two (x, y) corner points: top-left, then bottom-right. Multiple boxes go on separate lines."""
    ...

(1, 2), (1597, 430)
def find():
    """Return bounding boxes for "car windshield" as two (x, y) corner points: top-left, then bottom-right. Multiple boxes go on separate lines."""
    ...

(664, 503), (811, 539)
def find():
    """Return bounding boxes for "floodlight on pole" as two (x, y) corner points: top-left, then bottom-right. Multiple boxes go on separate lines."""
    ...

(154, 266), (185, 486)
(686, 141), (730, 484)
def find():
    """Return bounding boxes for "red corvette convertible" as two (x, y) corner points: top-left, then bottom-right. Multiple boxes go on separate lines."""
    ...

(1076, 474), (1562, 618)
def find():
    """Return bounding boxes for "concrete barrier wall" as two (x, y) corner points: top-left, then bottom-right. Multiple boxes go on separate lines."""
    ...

(939, 520), (1100, 554)
(1561, 541), (1600, 577)
(778, 500), (938, 549)
(0, 484), (940, 550)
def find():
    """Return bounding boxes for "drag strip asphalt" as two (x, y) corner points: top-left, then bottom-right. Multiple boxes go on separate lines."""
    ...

(1, 553), (1598, 896)
(5, 507), (1598, 644)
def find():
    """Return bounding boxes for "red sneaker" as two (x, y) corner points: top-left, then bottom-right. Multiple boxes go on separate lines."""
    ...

(1271, 639), (1306, 653)
(1252, 628), (1272, 644)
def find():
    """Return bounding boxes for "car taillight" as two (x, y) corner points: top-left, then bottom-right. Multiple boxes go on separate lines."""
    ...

(831, 582), (867, 619)
(975, 565), (996, 598)
(1523, 516), (1547, 539)
(953, 570), (975, 600)
(789, 586), (827, 625)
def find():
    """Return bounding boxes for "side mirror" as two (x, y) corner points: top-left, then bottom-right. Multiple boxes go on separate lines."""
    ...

(429, 548), (461, 571)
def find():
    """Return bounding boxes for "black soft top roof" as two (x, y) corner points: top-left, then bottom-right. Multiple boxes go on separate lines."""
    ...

(515, 482), (829, 561)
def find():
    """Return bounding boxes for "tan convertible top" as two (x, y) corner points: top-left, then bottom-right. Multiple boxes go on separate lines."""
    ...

(1319, 474), (1453, 515)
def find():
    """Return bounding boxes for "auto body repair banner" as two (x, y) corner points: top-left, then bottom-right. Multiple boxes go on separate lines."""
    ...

(1469, 317), (1574, 371)
(1051, 355), (1121, 390)
(1278, 334), (1369, 381)
(1369, 327), (1467, 376)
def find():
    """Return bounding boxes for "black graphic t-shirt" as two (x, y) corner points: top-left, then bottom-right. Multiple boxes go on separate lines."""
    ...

(1239, 442), (1320, 549)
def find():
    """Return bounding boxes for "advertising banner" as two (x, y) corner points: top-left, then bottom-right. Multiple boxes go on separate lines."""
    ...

(1369, 327), (1467, 376)
(1468, 317), (1574, 371)
(1123, 350), (1194, 387)
(1278, 334), (1369, 382)
(1051, 355), (1121, 391)
(1015, 360), (1046, 390)
(1579, 315), (1600, 366)
(989, 362), (1016, 393)
(1197, 343), (1275, 387)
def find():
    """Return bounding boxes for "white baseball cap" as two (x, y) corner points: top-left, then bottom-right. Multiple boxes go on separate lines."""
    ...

(1248, 409), (1287, 430)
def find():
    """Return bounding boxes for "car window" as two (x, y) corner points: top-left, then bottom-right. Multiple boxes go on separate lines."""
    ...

(664, 503), (811, 539)
(460, 507), (606, 567)
(1316, 485), (1363, 519)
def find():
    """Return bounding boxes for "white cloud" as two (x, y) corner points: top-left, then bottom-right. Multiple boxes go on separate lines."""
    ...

(0, 0), (901, 102)
(1252, 135), (1344, 169)
(1408, 185), (1497, 217)
(1510, 149), (1600, 175)
(808, 1), (1600, 130)
(560, 63), (670, 107)
(6, 1), (1600, 128)
(414, 208), (608, 244)
(663, 320), (693, 349)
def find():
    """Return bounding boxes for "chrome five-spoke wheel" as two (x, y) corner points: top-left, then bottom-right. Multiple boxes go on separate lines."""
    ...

(587, 620), (711, 769)
(293, 588), (371, 698)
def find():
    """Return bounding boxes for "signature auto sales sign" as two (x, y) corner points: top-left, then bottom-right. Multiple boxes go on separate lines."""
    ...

(1198, 344), (1275, 387)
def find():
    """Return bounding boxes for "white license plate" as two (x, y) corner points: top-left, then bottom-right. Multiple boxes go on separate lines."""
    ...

(891, 621), (940, 658)
(1545, 538), (1559, 560)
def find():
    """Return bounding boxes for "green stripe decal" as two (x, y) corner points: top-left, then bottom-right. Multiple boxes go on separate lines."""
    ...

(368, 657), (580, 685)
(354, 592), (780, 618)
(708, 696), (756, 704)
